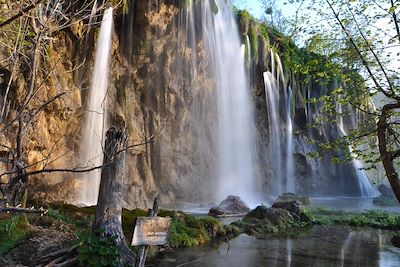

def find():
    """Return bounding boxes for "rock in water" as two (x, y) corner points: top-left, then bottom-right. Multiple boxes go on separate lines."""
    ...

(209, 195), (250, 217)
(272, 200), (311, 222)
(391, 235), (400, 248)
(245, 205), (293, 225)
(276, 192), (311, 205)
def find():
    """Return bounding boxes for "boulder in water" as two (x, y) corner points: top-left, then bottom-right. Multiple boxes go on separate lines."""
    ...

(245, 205), (293, 225)
(391, 235), (400, 248)
(208, 195), (250, 217)
(272, 200), (311, 222)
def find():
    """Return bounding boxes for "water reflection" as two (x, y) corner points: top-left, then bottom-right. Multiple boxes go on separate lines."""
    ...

(150, 225), (400, 267)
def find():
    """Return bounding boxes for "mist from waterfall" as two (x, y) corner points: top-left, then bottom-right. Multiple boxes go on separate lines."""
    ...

(78, 7), (113, 205)
(263, 50), (296, 195)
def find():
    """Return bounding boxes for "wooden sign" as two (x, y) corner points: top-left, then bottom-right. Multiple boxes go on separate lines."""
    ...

(131, 217), (171, 246)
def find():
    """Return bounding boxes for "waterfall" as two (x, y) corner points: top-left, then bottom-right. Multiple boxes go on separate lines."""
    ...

(78, 8), (113, 205)
(157, 0), (258, 204)
(263, 50), (296, 195)
(212, 0), (256, 204)
(336, 102), (379, 197)
(263, 71), (283, 193)
(286, 86), (295, 193)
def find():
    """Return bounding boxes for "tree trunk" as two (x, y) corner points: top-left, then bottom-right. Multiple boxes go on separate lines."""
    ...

(7, 114), (27, 206)
(377, 103), (400, 203)
(93, 126), (135, 265)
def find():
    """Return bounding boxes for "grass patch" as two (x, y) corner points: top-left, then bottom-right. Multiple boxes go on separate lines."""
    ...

(0, 216), (31, 254)
(312, 209), (400, 229)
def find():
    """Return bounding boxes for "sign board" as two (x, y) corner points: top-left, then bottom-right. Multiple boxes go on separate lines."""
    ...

(131, 217), (171, 246)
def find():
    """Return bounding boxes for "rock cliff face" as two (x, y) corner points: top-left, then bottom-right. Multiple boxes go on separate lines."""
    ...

(0, 0), (376, 208)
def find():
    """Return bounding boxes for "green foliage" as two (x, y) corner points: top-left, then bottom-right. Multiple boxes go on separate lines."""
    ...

(237, 10), (250, 35)
(46, 206), (94, 228)
(0, 216), (31, 254)
(313, 210), (400, 229)
(47, 209), (68, 221)
(77, 231), (121, 267)
(248, 24), (259, 62)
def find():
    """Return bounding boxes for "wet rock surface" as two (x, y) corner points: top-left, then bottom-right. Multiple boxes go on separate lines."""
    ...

(272, 200), (311, 222)
(275, 192), (311, 205)
(208, 195), (250, 217)
(231, 200), (312, 237)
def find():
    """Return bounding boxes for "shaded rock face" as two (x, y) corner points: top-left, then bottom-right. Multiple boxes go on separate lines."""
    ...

(209, 195), (250, 217)
(378, 184), (395, 198)
(114, 1), (219, 206)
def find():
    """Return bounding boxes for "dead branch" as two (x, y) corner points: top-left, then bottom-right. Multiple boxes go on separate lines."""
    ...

(0, 0), (45, 29)
(0, 206), (48, 214)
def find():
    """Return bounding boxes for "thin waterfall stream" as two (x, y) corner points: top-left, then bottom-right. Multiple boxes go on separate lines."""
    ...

(78, 7), (113, 205)
(337, 102), (379, 197)
(263, 50), (296, 195)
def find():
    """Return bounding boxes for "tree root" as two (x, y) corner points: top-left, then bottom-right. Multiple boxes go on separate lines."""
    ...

(36, 244), (79, 267)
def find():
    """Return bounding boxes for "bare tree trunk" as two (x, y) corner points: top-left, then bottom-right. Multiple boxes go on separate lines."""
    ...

(93, 126), (135, 265)
(7, 114), (27, 206)
(378, 103), (400, 203)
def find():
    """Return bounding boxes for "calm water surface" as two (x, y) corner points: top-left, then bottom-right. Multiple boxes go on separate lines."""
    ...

(150, 225), (400, 267)
(158, 198), (400, 267)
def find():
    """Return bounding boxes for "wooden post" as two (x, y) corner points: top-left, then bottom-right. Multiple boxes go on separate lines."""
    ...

(136, 197), (160, 267)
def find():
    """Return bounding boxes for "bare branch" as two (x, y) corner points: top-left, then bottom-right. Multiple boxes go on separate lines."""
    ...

(0, 0), (45, 28)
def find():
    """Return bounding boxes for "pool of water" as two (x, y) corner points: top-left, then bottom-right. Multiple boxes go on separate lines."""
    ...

(149, 225), (400, 267)
(163, 197), (400, 215)
(310, 197), (400, 213)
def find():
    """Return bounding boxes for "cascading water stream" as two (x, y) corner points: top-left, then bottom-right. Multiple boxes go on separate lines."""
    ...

(263, 50), (296, 195)
(286, 86), (295, 193)
(176, 0), (257, 204)
(263, 71), (283, 193)
(211, 0), (256, 204)
(336, 102), (378, 197)
(78, 7), (113, 205)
